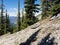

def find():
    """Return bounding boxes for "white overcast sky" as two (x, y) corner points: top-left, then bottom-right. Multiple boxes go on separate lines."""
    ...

(0, 8), (42, 17)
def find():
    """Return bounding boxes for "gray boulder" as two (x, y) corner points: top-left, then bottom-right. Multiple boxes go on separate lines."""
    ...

(57, 13), (60, 19)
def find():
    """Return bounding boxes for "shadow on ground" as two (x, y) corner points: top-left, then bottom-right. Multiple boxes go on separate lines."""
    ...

(20, 29), (41, 45)
(38, 33), (56, 45)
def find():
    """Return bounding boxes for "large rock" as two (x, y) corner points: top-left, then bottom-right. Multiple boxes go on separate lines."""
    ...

(57, 13), (60, 19)
(29, 22), (40, 29)
(0, 16), (60, 45)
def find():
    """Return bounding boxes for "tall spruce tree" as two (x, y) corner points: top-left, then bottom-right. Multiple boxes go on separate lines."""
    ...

(41, 0), (60, 19)
(17, 0), (21, 31)
(24, 0), (39, 26)
(4, 10), (7, 34)
(22, 9), (25, 23)
(41, 0), (49, 19)
(21, 8), (27, 29)
(48, 0), (60, 16)
(0, 0), (4, 35)
(4, 10), (10, 34)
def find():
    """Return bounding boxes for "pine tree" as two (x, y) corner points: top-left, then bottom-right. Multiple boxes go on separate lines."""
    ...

(24, 0), (39, 26)
(4, 10), (7, 34)
(4, 10), (10, 34)
(41, 0), (49, 19)
(41, 0), (60, 19)
(11, 24), (14, 34)
(22, 9), (25, 23)
(0, 0), (4, 35)
(48, 0), (60, 16)
(17, 0), (21, 31)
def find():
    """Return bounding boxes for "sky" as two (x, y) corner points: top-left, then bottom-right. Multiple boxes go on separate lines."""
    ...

(0, 0), (41, 17)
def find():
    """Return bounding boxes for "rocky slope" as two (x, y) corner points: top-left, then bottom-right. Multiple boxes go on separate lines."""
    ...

(0, 13), (60, 45)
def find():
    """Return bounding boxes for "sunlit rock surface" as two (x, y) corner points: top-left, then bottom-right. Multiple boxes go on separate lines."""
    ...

(0, 14), (60, 45)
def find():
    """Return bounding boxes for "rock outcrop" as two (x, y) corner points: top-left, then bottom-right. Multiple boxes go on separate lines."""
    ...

(0, 14), (60, 45)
